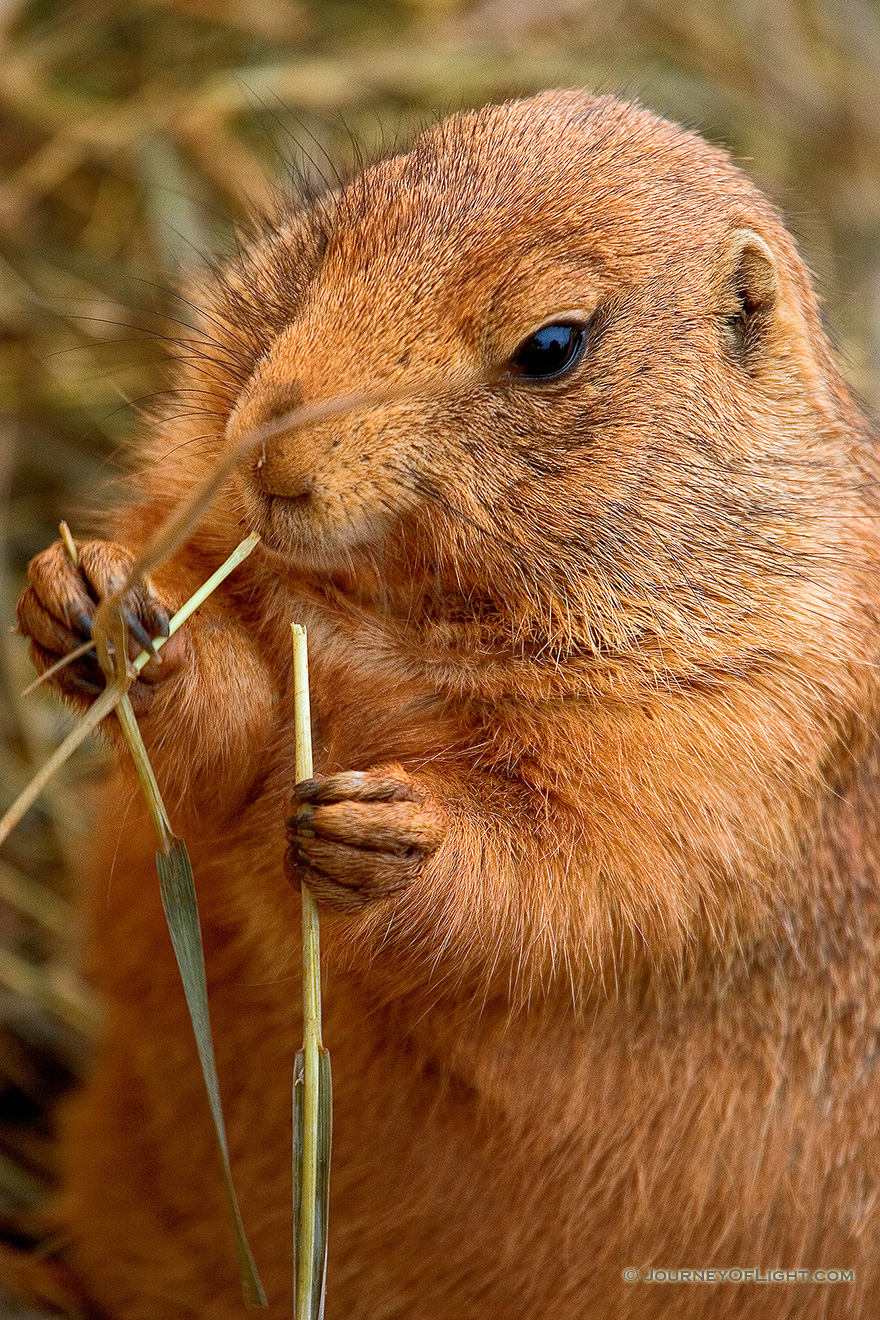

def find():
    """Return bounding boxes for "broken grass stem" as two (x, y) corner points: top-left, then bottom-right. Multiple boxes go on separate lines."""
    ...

(291, 623), (331, 1320)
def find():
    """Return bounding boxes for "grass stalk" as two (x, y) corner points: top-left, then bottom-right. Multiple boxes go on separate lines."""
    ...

(291, 624), (331, 1320)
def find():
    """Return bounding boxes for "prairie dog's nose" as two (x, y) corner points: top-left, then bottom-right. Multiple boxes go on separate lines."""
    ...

(227, 377), (318, 499)
(227, 379), (304, 447)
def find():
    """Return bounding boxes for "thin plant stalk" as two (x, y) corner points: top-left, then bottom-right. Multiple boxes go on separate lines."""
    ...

(57, 525), (173, 844)
(291, 623), (331, 1320)
(85, 531), (266, 1307)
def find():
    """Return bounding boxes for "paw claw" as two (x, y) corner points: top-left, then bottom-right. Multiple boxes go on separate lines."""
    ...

(292, 778), (324, 804)
(123, 610), (159, 658)
(288, 806), (315, 835)
(70, 673), (104, 696)
(153, 605), (171, 638)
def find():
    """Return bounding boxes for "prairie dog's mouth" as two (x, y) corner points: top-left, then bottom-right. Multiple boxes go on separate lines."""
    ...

(249, 487), (398, 608)
(265, 490), (310, 510)
(253, 490), (316, 554)
(244, 479), (392, 573)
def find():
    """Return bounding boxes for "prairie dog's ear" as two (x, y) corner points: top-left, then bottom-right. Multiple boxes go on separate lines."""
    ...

(721, 228), (778, 363)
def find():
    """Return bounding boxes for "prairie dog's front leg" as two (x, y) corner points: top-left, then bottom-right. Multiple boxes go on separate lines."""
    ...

(16, 537), (277, 812)
(18, 539), (183, 709)
(287, 766), (447, 912)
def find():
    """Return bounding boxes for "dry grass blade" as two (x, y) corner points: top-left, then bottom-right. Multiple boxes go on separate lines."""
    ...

(85, 533), (267, 1306)
(156, 841), (267, 1308)
(291, 624), (331, 1320)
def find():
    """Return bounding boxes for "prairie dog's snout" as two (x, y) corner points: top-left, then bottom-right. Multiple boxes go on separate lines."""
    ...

(228, 341), (431, 559)
(227, 377), (312, 498)
(230, 394), (331, 504)
(227, 340), (379, 535)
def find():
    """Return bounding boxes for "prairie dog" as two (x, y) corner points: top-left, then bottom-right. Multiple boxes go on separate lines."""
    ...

(15, 90), (880, 1319)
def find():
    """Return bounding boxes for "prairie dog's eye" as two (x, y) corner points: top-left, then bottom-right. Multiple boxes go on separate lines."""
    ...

(508, 322), (589, 382)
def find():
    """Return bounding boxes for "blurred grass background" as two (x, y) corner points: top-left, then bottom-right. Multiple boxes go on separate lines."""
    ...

(2, 0), (880, 1253)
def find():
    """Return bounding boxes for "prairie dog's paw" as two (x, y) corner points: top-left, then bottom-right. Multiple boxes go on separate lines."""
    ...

(16, 539), (182, 713)
(286, 768), (446, 913)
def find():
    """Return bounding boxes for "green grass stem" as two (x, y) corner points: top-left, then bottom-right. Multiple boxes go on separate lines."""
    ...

(291, 623), (331, 1320)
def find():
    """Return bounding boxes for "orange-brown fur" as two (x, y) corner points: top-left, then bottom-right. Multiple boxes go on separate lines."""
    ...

(13, 90), (880, 1317)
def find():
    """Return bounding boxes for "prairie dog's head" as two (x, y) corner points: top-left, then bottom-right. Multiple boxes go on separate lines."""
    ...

(166, 91), (874, 687)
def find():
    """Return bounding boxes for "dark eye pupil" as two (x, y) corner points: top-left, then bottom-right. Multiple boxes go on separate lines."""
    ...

(510, 323), (587, 380)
